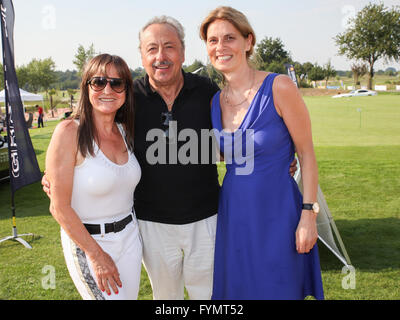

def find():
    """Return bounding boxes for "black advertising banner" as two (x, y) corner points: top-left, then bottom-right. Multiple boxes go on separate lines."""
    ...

(1, 0), (41, 193)
(284, 63), (299, 88)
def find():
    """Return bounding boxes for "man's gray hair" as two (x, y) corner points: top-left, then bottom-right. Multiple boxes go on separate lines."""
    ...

(139, 15), (185, 50)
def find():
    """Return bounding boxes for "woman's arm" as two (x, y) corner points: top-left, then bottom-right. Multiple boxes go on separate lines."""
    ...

(45, 120), (121, 295)
(273, 75), (318, 254)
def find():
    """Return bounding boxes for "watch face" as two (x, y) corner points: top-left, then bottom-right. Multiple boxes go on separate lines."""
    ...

(313, 202), (320, 214)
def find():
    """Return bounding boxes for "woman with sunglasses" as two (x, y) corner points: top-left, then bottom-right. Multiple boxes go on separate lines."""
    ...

(45, 54), (142, 300)
(200, 7), (324, 299)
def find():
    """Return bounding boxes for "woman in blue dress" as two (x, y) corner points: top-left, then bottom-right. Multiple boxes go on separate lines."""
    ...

(200, 6), (324, 300)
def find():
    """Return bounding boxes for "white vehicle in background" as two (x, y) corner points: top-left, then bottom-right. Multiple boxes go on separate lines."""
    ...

(332, 89), (377, 98)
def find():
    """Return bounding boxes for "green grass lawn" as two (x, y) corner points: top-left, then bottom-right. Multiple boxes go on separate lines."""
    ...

(304, 94), (400, 299)
(306, 95), (400, 146)
(1, 93), (399, 300)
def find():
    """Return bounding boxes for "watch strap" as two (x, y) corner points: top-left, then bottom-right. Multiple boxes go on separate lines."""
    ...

(302, 203), (313, 210)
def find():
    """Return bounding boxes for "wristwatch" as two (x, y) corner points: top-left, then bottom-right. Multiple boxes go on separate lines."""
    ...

(302, 202), (320, 215)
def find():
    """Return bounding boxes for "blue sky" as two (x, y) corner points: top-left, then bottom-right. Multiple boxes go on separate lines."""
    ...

(9, 0), (400, 72)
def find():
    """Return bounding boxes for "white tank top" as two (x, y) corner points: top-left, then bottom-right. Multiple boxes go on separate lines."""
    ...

(70, 123), (141, 223)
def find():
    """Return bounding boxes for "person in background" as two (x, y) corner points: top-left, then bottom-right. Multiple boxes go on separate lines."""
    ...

(36, 104), (44, 128)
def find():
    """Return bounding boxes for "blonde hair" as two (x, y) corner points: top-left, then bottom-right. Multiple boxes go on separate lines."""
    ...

(199, 6), (256, 59)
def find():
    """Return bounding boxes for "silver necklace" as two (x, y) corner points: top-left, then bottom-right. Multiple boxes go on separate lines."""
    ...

(224, 69), (255, 107)
(150, 80), (183, 110)
(163, 81), (184, 109)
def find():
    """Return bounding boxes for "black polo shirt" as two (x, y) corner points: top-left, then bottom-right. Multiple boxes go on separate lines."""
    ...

(133, 70), (221, 224)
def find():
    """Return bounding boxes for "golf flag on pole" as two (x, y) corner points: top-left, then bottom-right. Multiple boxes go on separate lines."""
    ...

(0, 0), (41, 193)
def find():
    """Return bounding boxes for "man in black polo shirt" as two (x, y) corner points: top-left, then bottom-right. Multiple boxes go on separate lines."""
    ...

(134, 16), (220, 300)
(134, 72), (220, 224)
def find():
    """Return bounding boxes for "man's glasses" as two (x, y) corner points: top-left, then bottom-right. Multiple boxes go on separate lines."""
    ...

(161, 111), (175, 143)
(87, 77), (126, 93)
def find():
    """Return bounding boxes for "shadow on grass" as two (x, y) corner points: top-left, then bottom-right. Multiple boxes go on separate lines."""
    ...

(318, 218), (400, 272)
(0, 234), (43, 249)
(0, 180), (49, 221)
(32, 134), (53, 140)
(32, 149), (45, 156)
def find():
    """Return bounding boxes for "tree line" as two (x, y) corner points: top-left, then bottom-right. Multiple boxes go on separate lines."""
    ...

(0, 58), (146, 94)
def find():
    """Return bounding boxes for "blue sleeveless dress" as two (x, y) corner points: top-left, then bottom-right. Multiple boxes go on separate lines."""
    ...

(211, 73), (324, 300)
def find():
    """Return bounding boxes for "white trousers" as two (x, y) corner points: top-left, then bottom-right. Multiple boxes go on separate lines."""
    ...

(61, 214), (143, 300)
(138, 214), (217, 300)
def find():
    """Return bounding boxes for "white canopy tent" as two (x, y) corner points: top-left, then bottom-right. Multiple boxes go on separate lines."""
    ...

(0, 88), (44, 103)
(0, 89), (44, 127)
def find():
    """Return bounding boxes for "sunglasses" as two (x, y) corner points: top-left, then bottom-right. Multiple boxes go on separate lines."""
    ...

(161, 111), (175, 144)
(87, 77), (126, 93)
